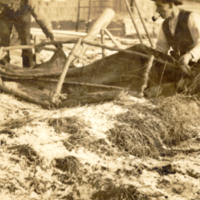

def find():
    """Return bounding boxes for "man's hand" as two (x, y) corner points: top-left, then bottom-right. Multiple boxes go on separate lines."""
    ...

(47, 32), (62, 49)
(178, 53), (192, 74)
(47, 32), (54, 41)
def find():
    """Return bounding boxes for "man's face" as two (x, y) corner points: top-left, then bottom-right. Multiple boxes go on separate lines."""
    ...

(155, 1), (173, 19)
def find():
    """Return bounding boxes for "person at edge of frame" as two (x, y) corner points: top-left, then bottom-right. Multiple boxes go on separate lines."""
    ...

(151, 0), (200, 90)
(0, 0), (56, 68)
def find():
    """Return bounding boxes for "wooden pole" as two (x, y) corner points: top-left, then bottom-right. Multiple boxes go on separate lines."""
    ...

(83, 8), (115, 42)
(2, 45), (35, 51)
(86, 0), (92, 33)
(82, 40), (174, 68)
(1, 39), (78, 52)
(77, 8), (115, 58)
(52, 38), (83, 104)
(141, 55), (155, 94)
(134, 0), (154, 47)
(34, 35), (40, 64)
(35, 39), (78, 48)
(104, 28), (123, 49)
(38, 78), (126, 90)
(101, 29), (106, 58)
(76, 0), (81, 32)
(124, 0), (143, 44)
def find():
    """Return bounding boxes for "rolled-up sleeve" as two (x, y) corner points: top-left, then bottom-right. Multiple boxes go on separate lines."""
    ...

(27, 0), (53, 37)
(188, 13), (200, 62)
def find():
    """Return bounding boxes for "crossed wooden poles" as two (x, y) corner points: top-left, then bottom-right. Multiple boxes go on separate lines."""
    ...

(53, 2), (157, 104)
(0, 6), (170, 107)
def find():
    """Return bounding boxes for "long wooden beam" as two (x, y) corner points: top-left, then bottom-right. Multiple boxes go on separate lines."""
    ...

(134, 0), (154, 47)
(1, 39), (78, 52)
(38, 78), (126, 90)
(124, 0), (143, 44)
(1, 38), (176, 69)
(82, 40), (175, 68)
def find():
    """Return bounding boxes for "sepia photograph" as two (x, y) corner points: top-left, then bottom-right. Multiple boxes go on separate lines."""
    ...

(0, 0), (200, 199)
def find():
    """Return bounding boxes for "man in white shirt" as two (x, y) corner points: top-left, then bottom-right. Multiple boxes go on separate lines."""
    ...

(152, 0), (200, 77)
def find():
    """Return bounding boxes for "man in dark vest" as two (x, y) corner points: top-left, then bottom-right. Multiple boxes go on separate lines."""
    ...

(152, 0), (200, 76)
(0, 0), (54, 68)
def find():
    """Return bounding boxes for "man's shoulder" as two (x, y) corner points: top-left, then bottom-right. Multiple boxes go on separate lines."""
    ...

(187, 11), (200, 23)
(177, 9), (200, 24)
(189, 12), (200, 17)
(180, 9), (200, 18)
(179, 9), (192, 17)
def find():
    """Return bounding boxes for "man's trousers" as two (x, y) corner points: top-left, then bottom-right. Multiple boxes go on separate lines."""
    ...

(0, 11), (33, 68)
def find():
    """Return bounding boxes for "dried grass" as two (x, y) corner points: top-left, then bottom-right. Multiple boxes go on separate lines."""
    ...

(91, 184), (150, 200)
(7, 144), (41, 165)
(62, 123), (91, 152)
(87, 139), (116, 156)
(63, 130), (116, 156)
(156, 94), (200, 146)
(107, 104), (167, 158)
(0, 117), (36, 134)
(107, 94), (200, 158)
(54, 156), (80, 174)
(48, 116), (84, 134)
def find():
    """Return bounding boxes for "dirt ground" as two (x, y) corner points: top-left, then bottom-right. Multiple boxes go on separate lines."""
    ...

(1, 88), (200, 200)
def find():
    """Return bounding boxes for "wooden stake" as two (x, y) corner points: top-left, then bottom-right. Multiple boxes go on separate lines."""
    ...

(101, 29), (106, 58)
(141, 55), (155, 94)
(52, 38), (83, 104)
